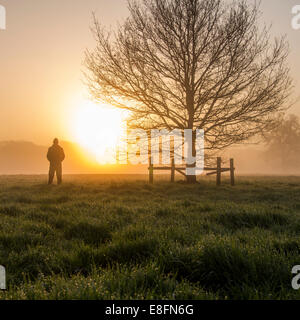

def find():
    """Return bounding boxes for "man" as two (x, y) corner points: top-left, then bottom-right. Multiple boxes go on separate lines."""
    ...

(47, 138), (65, 185)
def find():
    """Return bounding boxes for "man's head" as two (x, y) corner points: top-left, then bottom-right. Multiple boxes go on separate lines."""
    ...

(53, 138), (59, 145)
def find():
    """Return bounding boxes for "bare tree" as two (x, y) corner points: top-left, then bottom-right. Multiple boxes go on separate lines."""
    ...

(263, 114), (300, 171)
(85, 0), (293, 183)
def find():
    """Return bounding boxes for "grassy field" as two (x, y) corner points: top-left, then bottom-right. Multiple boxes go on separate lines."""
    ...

(0, 174), (300, 300)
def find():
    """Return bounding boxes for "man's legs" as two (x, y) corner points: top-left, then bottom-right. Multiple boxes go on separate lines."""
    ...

(48, 164), (55, 185)
(56, 163), (62, 185)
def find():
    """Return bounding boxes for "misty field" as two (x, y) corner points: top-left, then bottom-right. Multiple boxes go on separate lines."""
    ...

(0, 175), (300, 300)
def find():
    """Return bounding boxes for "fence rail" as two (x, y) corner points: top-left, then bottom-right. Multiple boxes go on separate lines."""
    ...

(148, 157), (235, 186)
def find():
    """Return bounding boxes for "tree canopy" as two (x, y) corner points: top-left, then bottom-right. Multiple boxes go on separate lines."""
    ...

(85, 0), (293, 181)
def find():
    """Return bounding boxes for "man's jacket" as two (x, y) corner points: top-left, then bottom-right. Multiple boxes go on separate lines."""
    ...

(47, 145), (65, 164)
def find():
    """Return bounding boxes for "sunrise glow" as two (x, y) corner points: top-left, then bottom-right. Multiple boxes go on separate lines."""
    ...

(71, 100), (125, 164)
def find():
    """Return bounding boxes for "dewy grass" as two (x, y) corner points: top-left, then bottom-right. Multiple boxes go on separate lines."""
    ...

(0, 175), (300, 299)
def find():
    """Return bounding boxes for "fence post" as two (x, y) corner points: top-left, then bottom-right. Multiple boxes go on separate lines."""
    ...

(171, 158), (175, 182)
(149, 156), (154, 184)
(216, 157), (221, 186)
(230, 158), (235, 186)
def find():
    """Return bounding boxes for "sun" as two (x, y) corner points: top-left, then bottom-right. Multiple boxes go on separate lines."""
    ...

(71, 100), (125, 164)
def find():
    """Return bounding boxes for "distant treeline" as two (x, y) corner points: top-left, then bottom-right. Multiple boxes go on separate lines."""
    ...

(1, 114), (300, 175)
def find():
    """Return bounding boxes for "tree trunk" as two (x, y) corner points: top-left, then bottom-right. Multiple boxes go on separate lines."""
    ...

(186, 130), (197, 183)
(186, 173), (197, 183)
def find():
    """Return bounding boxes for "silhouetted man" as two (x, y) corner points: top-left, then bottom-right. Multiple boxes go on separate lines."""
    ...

(47, 138), (65, 185)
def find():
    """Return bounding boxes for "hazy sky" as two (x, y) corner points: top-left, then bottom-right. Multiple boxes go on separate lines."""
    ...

(0, 0), (300, 145)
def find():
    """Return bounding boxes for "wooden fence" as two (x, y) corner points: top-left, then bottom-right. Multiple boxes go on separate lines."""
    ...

(148, 157), (235, 186)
